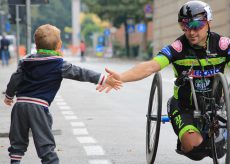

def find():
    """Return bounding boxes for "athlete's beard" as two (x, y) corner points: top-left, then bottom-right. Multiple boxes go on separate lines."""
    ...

(188, 31), (208, 49)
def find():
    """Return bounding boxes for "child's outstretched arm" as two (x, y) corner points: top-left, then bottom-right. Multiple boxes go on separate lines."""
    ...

(61, 61), (122, 90)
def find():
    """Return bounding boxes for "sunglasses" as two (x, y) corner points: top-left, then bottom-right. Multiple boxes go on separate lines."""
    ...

(180, 19), (207, 31)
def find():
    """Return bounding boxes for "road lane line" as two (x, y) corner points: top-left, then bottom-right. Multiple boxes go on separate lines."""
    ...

(56, 102), (67, 106)
(76, 136), (96, 144)
(54, 98), (64, 102)
(73, 128), (88, 135)
(58, 106), (71, 110)
(83, 146), (105, 156)
(61, 111), (74, 115)
(64, 115), (78, 120)
(56, 94), (110, 163)
(70, 122), (85, 127)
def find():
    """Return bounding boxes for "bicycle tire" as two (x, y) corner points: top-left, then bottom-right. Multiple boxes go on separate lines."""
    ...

(146, 72), (162, 164)
(211, 72), (230, 164)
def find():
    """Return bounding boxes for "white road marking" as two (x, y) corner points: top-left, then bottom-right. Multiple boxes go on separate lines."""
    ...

(54, 98), (64, 102)
(83, 146), (105, 156)
(56, 102), (67, 106)
(64, 115), (78, 120)
(89, 160), (111, 164)
(76, 136), (96, 144)
(61, 111), (74, 115)
(72, 128), (88, 135)
(70, 122), (85, 127)
(58, 106), (71, 110)
(56, 95), (109, 162)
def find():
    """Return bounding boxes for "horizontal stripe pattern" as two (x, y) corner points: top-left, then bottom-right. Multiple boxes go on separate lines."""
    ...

(5, 94), (14, 100)
(23, 56), (62, 61)
(173, 57), (226, 66)
(10, 154), (22, 160)
(17, 97), (49, 107)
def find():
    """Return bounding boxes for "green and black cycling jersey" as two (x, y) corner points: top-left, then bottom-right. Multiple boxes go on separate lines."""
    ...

(153, 32), (230, 109)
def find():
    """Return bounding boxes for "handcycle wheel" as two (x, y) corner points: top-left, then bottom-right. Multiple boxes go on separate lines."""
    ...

(146, 72), (162, 164)
(211, 72), (230, 164)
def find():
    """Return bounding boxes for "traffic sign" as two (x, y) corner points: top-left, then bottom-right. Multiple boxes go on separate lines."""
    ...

(5, 22), (11, 32)
(96, 45), (104, 52)
(104, 28), (110, 36)
(144, 3), (153, 18)
(137, 23), (146, 33)
(98, 36), (104, 43)
(127, 24), (135, 33)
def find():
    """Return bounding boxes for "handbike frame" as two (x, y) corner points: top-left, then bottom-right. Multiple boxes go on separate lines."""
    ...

(146, 71), (230, 164)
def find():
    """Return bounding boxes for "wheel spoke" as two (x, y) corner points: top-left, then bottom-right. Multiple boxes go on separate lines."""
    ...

(211, 73), (230, 164)
(146, 73), (162, 164)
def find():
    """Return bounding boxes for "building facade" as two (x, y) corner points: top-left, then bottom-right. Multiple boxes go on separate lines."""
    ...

(152, 0), (230, 53)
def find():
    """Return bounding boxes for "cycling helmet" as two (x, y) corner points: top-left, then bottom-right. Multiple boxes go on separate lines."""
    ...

(178, 1), (213, 22)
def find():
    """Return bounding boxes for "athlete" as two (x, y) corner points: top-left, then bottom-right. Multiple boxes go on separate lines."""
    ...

(98, 0), (230, 161)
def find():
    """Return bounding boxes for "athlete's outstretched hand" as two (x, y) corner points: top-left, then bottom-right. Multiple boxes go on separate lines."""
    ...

(96, 68), (122, 93)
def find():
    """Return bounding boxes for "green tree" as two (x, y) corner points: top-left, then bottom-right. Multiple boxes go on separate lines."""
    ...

(30, 0), (72, 46)
(82, 0), (152, 57)
(81, 15), (103, 46)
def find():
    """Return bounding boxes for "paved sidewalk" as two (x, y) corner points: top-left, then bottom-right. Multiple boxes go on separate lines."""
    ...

(0, 60), (18, 163)
(0, 61), (17, 134)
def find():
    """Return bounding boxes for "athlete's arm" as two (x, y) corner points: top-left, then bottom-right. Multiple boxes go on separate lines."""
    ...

(96, 60), (160, 93)
(97, 46), (172, 92)
(120, 60), (161, 82)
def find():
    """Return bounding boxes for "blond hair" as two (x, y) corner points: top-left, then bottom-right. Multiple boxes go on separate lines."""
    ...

(34, 24), (61, 50)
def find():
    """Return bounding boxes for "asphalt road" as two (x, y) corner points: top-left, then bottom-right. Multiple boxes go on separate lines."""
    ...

(2, 56), (229, 164)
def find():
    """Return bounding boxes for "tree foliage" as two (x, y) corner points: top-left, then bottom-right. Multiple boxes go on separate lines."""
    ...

(82, 0), (151, 27)
(81, 15), (103, 46)
(31, 0), (72, 44)
(83, 0), (152, 56)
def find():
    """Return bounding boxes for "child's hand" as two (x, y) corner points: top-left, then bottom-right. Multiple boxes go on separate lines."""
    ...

(4, 97), (13, 106)
(96, 68), (122, 93)
(96, 76), (122, 93)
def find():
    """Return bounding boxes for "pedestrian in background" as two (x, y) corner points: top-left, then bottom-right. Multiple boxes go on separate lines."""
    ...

(0, 33), (11, 66)
(4, 24), (122, 164)
(80, 40), (86, 62)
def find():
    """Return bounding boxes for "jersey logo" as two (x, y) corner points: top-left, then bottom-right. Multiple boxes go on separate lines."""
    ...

(191, 68), (220, 77)
(194, 78), (211, 91)
(219, 37), (230, 51)
(171, 40), (182, 53)
(161, 46), (172, 59)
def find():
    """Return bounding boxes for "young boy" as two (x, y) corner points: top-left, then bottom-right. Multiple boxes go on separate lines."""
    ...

(4, 24), (121, 164)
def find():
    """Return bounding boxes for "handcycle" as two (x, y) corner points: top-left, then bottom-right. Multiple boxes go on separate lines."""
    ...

(146, 70), (230, 164)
